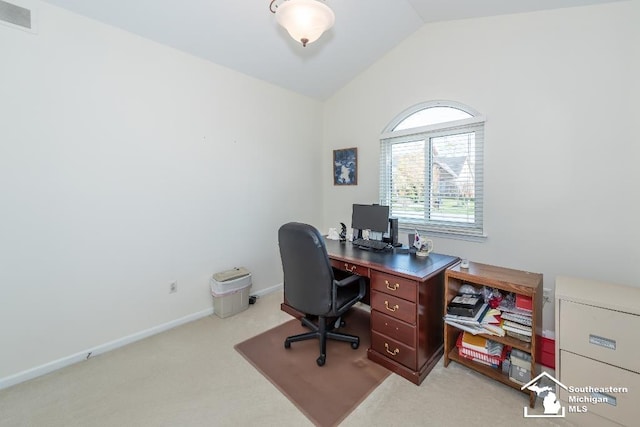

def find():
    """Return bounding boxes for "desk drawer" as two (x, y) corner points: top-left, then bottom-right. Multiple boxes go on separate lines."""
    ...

(371, 331), (417, 370)
(371, 291), (416, 324)
(371, 270), (417, 302)
(559, 300), (640, 373)
(371, 310), (416, 347)
(330, 259), (369, 278)
(559, 350), (639, 426)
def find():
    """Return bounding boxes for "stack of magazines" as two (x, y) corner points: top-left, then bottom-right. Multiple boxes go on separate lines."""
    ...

(499, 300), (533, 342)
(444, 293), (504, 336)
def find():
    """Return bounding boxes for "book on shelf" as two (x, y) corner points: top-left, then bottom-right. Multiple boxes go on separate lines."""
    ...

(482, 321), (506, 337)
(461, 332), (504, 356)
(506, 329), (532, 342)
(502, 323), (533, 337)
(498, 299), (532, 317)
(515, 294), (533, 311)
(447, 293), (484, 317)
(501, 311), (532, 326)
(502, 319), (532, 332)
(460, 331), (489, 353)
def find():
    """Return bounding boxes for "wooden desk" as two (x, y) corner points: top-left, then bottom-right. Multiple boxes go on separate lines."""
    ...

(281, 238), (458, 385)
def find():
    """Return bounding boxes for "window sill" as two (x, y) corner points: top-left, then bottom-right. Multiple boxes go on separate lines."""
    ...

(399, 226), (487, 243)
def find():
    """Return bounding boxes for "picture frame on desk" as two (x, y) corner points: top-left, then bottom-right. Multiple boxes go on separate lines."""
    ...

(333, 147), (357, 185)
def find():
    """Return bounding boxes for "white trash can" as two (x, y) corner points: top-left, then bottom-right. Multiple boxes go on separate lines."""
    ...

(210, 267), (252, 318)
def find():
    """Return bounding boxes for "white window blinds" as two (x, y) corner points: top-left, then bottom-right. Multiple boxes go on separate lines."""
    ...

(380, 103), (485, 238)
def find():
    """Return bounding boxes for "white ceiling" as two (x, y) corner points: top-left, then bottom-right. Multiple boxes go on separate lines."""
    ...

(41, 0), (622, 100)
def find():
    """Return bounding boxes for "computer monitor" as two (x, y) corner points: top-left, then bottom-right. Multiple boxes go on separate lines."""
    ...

(351, 204), (390, 234)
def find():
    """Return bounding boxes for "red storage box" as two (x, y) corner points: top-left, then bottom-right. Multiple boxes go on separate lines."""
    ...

(456, 334), (508, 367)
(536, 335), (555, 369)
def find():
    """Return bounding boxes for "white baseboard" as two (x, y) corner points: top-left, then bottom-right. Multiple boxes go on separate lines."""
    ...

(0, 308), (213, 390)
(251, 283), (283, 297)
(1, 285), (284, 390)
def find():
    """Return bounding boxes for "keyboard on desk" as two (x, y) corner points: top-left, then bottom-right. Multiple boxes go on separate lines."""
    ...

(352, 238), (389, 251)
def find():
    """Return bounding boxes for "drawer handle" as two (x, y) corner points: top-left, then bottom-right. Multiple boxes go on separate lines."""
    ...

(384, 343), (399, 356)
(589, 334), (616, 350)
(344, 263), (357, 273)
(385, 280), (399, 291)
(384, 301), (399, 312)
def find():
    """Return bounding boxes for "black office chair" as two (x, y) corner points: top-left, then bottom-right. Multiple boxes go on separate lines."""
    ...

(278, 222), (366, 366)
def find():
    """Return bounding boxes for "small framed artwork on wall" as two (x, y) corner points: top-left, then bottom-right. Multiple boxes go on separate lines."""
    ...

(333, 147), (357, 186)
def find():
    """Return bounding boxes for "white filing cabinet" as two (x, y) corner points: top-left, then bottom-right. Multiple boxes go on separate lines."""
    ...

(555, 276), (640, 427)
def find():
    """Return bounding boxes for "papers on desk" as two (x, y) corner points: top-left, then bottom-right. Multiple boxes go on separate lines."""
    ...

(326, 228), (340, 240)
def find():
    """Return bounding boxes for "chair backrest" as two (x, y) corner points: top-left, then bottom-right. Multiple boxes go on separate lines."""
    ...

(278, 222), (334, 316)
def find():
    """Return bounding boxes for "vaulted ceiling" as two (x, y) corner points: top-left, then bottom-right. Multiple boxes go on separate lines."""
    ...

(42, 0), (622, 99)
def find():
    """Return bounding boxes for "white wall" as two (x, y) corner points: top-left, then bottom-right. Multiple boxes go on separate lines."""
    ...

(322, 1), (640, 332)
(0, 3), (323, 383)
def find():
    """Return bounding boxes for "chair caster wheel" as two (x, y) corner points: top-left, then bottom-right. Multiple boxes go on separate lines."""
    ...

(284, 340), (291, 349)
(316, 356), (326, 366)
(351, 341), (359, 349)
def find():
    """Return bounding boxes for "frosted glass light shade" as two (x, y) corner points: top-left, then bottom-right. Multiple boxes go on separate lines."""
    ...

(275, 0), (335, 47)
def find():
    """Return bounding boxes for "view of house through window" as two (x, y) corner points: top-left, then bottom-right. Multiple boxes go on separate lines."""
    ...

(380, 101), (485, 238)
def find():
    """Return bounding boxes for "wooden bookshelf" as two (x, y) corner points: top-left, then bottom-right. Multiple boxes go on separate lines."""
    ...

(444, 261), (542, 408)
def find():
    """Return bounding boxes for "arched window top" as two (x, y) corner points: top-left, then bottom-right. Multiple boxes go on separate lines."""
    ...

(383, 100), (481, 134)
(394, 106), (471, 131)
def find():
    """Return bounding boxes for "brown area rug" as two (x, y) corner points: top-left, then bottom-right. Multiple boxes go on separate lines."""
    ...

(234, 308), (390, 427)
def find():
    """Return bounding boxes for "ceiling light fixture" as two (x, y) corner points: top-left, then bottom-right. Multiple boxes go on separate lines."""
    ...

(269, 0), (335, 47)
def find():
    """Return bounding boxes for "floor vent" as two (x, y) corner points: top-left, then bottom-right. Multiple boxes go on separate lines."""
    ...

(0, 0), (34, 32)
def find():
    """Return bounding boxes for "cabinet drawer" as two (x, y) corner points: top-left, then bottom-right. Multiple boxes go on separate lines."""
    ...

(330, 259), (369, 278)
(371, 310), (416, 348)
(370, 270), (417, 301)
(371, 290), (416, 324)
(559, 300), (640, 373)
(559, 350), (639, 426)
(371, 331), (417, 370)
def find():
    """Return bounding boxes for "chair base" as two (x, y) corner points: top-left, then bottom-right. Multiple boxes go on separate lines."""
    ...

(284, 315), (360, 366)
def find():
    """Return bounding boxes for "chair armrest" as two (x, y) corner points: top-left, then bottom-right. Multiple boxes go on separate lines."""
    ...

(334, 273), (366, 303)
(335, 274), (362, 287)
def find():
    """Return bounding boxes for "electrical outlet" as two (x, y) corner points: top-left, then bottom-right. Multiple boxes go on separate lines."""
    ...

(169, 281), (177, 294)
(543, 287), (552, 298)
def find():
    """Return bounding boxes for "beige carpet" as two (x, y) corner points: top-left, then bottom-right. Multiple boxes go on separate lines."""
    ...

(0, 291), (578, 426)
(234, 308), (390, 427)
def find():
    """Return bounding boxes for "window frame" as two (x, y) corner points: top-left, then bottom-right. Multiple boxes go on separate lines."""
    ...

(380, 100), (486, 240)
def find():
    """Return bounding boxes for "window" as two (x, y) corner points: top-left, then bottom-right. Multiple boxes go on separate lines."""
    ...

(380, 101), (485, 239)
